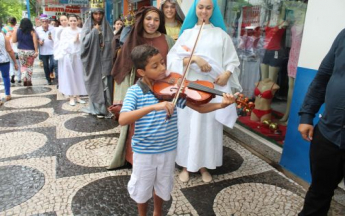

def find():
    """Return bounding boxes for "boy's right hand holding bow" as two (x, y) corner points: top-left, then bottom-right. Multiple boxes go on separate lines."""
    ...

(154, 101), (175, 117)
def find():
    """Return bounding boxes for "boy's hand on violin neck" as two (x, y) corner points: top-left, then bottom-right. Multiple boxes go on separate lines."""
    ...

(220, 93), (237, 108)
(154, 101), (175, 116)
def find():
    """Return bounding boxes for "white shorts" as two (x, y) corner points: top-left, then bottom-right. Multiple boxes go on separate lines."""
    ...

(128, 150), (177, 203)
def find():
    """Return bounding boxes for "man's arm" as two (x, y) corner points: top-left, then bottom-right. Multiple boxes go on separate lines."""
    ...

(11, 28), (18, 43)
(298, 29), (345, 141)
(4, 37), (18, 69)
(298, 30), (344, 124)
(31, 30), (39, 57)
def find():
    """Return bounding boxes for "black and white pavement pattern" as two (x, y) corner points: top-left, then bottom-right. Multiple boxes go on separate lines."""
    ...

(0, 62), (344, 216)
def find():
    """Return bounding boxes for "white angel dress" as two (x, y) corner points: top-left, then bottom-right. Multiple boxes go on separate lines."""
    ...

(56, 27), (87, 96)
(167, 24), (242, 172)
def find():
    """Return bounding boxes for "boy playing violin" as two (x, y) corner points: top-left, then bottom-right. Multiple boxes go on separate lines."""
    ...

(119, 44), (237, 216)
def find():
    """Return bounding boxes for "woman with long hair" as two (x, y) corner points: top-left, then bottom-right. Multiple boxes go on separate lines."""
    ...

(113, 18), (124, 35)
(108, 6), (175, 169)
(56, 14), (87, 105)
(160, 0), (185, 40)
(12, 18), (38, 86)
(168, 0), (241, 183)
(111, 18), (124, 65)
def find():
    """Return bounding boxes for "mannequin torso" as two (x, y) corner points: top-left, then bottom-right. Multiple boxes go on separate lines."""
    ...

(251, 78), (280, 122)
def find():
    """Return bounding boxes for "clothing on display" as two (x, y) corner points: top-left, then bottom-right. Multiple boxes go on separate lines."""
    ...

(252, 108), (272, 119)
(254, 82), (275, 99)
(264, 26), (285, 50)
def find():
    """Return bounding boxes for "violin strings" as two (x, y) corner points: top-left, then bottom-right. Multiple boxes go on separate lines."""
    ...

(188, 82), (224, 96)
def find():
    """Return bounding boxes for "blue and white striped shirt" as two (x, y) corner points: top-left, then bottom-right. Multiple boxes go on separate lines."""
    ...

(120, 80), (186, 154)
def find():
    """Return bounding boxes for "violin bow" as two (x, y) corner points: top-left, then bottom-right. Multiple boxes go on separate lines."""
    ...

(171, 20), (206, 107)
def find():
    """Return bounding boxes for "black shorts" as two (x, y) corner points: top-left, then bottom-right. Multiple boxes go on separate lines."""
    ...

(262, 49), (284, 67)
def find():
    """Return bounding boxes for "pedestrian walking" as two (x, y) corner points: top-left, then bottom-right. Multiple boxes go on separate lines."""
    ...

(0, 28), (18, 104)
(2, 17), (21, 84)
(36, 14), (55, 85)
(11, 18), (38, 87)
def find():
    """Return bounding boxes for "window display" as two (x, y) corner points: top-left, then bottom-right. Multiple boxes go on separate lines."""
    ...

(221, 0), (308, 145)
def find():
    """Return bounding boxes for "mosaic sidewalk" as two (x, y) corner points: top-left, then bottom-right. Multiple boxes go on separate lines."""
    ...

(0, 62), (344, 216)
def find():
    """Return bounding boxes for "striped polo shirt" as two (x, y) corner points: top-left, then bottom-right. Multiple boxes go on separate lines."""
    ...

(120, 80), (186, 154)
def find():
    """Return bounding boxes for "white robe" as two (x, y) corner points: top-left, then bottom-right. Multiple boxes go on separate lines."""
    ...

(167, 24), (241, 172)
(56, 27), (87, 96)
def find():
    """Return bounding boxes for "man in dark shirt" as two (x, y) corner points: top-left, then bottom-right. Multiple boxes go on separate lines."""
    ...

(298, 29), (345, 216)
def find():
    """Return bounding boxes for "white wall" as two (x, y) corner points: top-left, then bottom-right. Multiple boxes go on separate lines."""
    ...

(298, 0), (345, 70)
(180, 0), (193, 15)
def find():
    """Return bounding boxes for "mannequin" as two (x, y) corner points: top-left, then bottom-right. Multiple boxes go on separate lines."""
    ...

(280, 1), (307, 123)
(261, 7), (288, 83)
(251, 78), (280, 122)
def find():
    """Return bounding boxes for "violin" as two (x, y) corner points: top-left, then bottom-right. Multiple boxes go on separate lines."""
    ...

(153, 72), (227, 105)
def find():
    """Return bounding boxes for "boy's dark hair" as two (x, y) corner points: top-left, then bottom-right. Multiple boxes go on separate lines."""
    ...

(130, 44), (159, 70)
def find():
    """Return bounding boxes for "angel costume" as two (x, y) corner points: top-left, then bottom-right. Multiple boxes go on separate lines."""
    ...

(55, 27), (87, 96)
(167, 0), (241, 172)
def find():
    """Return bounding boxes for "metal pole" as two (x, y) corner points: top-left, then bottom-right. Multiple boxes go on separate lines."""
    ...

(26, 0), (31, 19)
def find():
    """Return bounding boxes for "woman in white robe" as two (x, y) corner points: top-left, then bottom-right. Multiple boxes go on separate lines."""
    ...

(54, 16), (68, 70)
(56, 15), (87, 105)
(167, 0), (242, 183)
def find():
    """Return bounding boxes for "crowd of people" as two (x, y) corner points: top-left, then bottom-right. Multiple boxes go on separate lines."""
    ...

(0, 0), (340, 216)
(0, 14), (85, 105)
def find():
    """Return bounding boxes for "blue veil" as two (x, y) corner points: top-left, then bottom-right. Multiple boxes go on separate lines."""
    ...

(179, 0), (226, 36)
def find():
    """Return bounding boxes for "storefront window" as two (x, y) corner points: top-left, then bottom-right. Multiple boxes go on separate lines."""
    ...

(220, 0), (308, 146)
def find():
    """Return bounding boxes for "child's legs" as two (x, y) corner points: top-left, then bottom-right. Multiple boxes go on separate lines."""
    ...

(128, 153), (156, 205)
(137, 203), (148, 216)
(0, 63), (11, 95)
(153, 192), (163, 216)
(154, 150), (177, 201)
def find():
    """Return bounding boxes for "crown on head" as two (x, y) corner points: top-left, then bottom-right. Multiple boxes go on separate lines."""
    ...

(121, 12), (135, 26)
(90, 0), (104, 10)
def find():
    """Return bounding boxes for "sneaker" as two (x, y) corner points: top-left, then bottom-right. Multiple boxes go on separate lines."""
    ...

(96, 114), (105, 119)
(105, 113), (114, 119)
(10, 75), (15, 83)
(4, 95), (11, 101)
(76, 99), (86, 104)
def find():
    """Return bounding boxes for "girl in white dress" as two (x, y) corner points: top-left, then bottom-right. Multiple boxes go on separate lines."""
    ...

(56, 14), (87, 105)
(167, 0), (241, 183)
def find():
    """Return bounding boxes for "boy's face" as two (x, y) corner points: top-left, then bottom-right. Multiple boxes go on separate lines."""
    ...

(139, 53), (166, 81)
